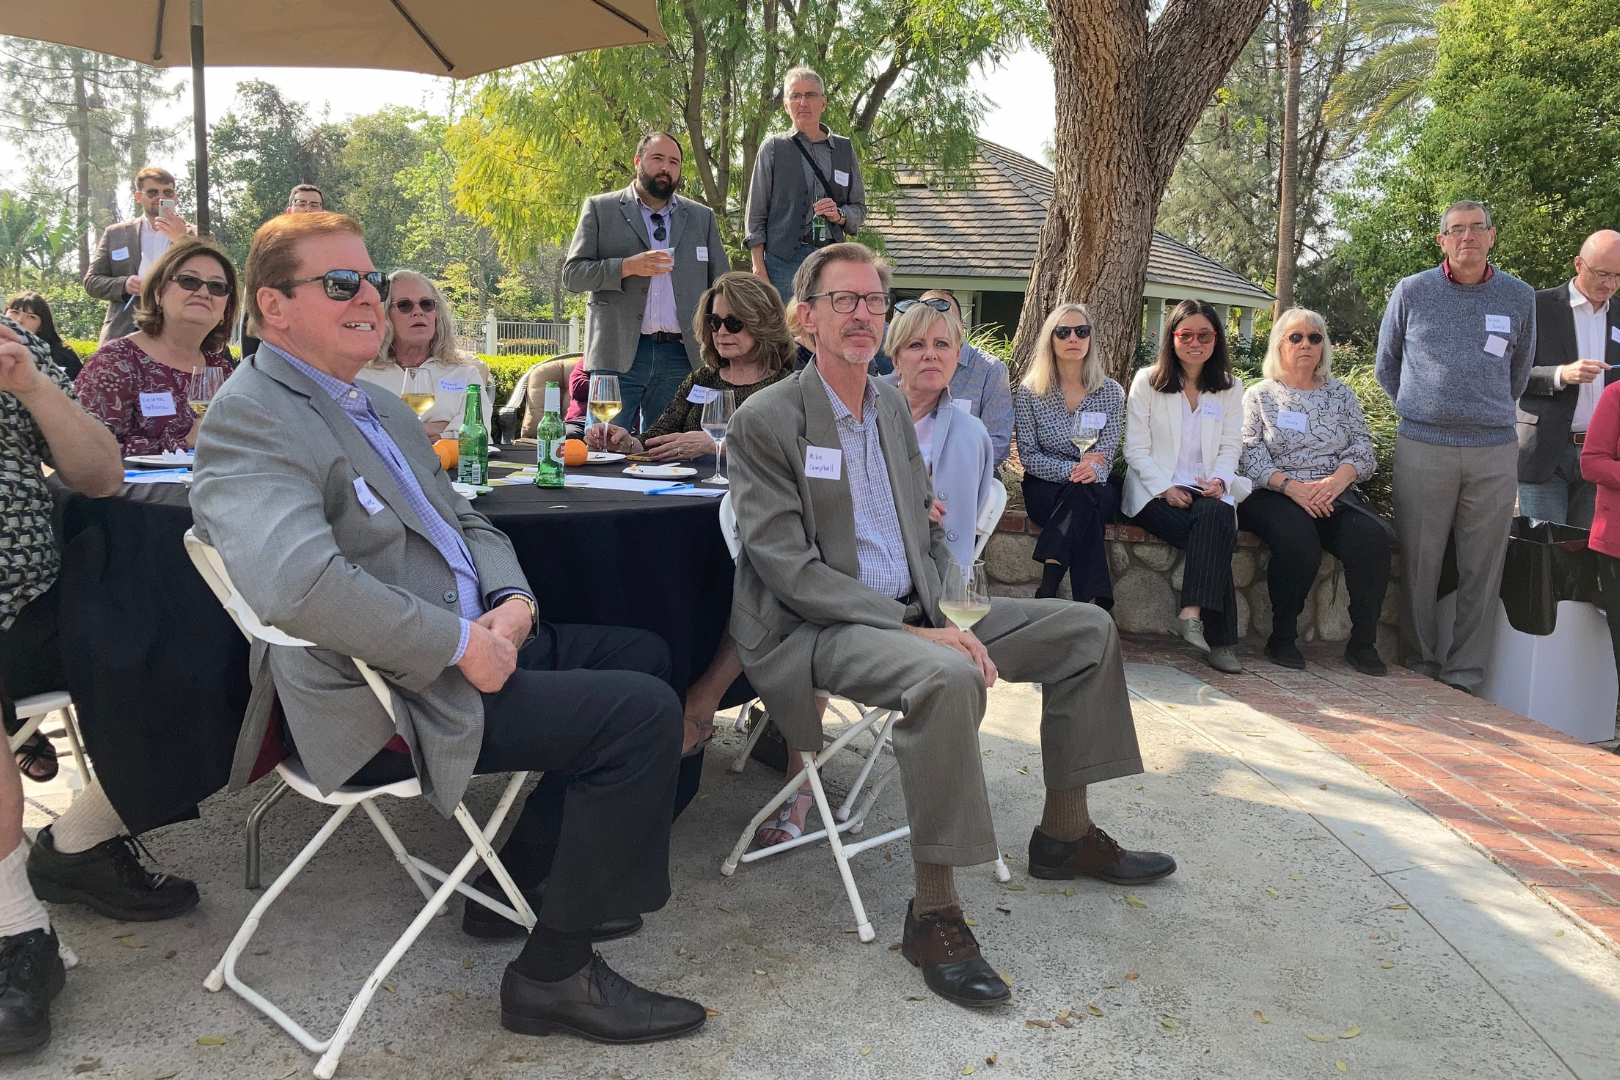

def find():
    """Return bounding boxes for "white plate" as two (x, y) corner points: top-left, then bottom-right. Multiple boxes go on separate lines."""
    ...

(450, 482), (481, 500)
(125, 454), (193, 468)
(623, 464), (697, 479)
(588, 451), (627, 463)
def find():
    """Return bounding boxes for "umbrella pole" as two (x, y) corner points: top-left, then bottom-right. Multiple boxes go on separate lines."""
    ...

(190, 0), (210, 236)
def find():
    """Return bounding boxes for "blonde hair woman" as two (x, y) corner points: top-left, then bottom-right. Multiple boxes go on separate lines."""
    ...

(363, 269), (492, 441)
(1239, 307), (1388, 675)
(1011, 302), (1125, 605)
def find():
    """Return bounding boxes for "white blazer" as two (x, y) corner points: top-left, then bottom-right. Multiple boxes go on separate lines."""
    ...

(1122, 367), (1251, 518)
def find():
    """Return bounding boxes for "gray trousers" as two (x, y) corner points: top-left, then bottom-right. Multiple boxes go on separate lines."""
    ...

(811, 597), (1141, 866)
(1392, 436), (1517, 692)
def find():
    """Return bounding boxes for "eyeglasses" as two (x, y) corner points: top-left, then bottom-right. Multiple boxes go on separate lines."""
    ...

(392, 298), (438, 314)
(1442, 223), (1492, 237)
(1053, 324), (1091, 341)
(806, 290), (890, 314)
(1287, 331), (1325, 345)
(786, 91), (823, 103)
(1173, 330), (1216, 345)
(650, 212), (667, 243)
(1585, 268), (1620, 283)
(706, 313), (747, 333)
(171, 273), (232, 298)
(289, 199), (323, 210)
(895, 298), (953, 315)
(273, 269), (388, 302)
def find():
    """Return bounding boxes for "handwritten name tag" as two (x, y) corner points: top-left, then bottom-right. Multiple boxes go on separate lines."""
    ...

(696, 246), (710, 263)
(111, 246), (130, 263)
(687, 385), (717, 404)
(805, 445), (843, 480)
(951, 397), (974, 413)
(1201, 401), (1224, 421)
(353, 476), (385, 516)
(832, 169), (851, 187)
(437, 378), (466, 394)
(1483, 334), (1509, 357)
(1277, 409), (1309, 433)
(1612, 325), (1620, 345)
(138, 392), (177, 418)
(1486, 314), (1512, 334)
(1079, 410), (1108, 430)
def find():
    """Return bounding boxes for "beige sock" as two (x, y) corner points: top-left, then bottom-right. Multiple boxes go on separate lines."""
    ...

(1039, 785), (1093, 843)
(913, 861), (960, 916)
(51, 781), (127, 854)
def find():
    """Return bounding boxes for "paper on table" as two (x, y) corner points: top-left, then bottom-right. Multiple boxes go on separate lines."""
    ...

(123, 471), (190, 485)
(657, 487), (725, 498)
(564, 475), (675, 493)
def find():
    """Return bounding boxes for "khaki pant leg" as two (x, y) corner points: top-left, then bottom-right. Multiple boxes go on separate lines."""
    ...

(1443, 441), (1518, 691)
(1393, 436), (1462, 677)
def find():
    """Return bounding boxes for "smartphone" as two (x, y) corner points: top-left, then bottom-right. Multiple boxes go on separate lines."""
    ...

(159, 199), (178, 217)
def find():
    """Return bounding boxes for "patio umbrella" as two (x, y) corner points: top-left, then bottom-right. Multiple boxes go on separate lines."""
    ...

(2, 0), (667, 233)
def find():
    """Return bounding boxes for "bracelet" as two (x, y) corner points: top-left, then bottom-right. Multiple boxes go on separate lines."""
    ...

(1279, 478), (1291, 494)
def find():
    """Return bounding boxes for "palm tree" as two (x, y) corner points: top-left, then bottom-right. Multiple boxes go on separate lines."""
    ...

(1325, 0), (1444, 136)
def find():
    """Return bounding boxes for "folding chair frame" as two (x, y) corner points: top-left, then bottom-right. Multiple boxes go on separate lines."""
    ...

(8, 690), (92, 793)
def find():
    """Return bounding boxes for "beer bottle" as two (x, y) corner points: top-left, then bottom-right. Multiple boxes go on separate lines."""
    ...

(456, 384), (488, 486)
(535, 382), (566, 488)
(812, 213), (830, 246)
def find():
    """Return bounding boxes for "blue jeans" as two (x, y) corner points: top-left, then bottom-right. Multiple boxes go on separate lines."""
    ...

(614, 337), (693, 433)
(764, 243), (816, 302)
(1518, 443), (1595, 529)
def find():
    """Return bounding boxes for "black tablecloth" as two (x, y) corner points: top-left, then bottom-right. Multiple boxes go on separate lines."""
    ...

(54, 460), (735, 834)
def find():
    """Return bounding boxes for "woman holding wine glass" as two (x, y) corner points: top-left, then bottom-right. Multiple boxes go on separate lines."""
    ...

(1012, 303), (1125, 606)
(587, 272), (794, 460)
(75, 236), (238, 454)
(362, 269), (493, 442)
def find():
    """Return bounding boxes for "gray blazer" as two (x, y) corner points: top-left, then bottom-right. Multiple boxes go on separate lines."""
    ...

(562, 186), (726, 375)
(1516, 281), (1620, 482)
(83, 217), (196, 342)
(726, 361), (955, 750)
(189, 347), (532, 815)
(742, 129), (864, 260)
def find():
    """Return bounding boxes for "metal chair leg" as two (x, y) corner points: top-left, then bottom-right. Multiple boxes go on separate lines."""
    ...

(244, 779), (291, 889)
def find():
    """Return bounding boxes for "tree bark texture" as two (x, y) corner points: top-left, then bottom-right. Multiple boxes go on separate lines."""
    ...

(1273, 0), (1311, 316)
(72, 56), (90, 278)
(1013, 0), (1270, 386)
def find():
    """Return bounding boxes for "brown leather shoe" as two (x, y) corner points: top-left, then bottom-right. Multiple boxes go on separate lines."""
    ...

(900, 901), (1010, 1008)
(1027, 825), (1177, 885)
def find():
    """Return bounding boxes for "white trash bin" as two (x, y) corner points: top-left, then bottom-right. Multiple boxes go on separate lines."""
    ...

(1479, 598), (1618, 743)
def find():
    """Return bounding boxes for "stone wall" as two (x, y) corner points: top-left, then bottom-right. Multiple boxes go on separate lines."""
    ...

(983, 513), (1403, 657)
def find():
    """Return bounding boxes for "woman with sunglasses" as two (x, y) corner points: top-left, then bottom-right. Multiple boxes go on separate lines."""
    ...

(1123, 298), (1249, 674)
(75, 236), (238, 455)
(362, 270), (493, 442)
(4, 292), (82, 379)
(590, 272), (795, 460)
(1013, 303), (1124, 605)
(1238, 308), (1389, 675)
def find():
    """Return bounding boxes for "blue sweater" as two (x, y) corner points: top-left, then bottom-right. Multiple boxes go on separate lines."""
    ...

(1374, 266), (1536, 446)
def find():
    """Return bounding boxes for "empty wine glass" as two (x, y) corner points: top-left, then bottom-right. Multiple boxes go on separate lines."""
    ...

(700, 389), (736, 484)
(187, 366), (224, 420)
(940, 559), (992, 631)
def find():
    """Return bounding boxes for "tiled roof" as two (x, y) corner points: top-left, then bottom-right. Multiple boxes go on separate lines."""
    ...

(874, 140), (1274, 303)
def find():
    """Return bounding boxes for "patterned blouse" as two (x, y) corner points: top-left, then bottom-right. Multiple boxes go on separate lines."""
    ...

(75, 336), (234, 455)
(641, 365), (792, 440)
(1013, 377), (1126, 484)
(0, 317), (79, 628)
(1239, 377), (1378, 486)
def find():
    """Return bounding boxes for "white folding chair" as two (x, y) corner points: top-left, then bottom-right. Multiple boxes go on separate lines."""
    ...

(183, 529), (537, 1079)
(8, 690), (91, 795)
(715, 493), (1008, 944)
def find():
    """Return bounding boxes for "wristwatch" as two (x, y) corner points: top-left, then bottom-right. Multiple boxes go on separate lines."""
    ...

(503, 592), (538, 629)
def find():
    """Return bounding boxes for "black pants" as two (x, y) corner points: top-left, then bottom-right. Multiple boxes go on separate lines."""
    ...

(0, 581), (65, 733)
(1132, 495), (1239, 646)
(1237, 489), (1391, 647)
(349, 622), (683, 935)
(1022, 475), (1120, 608)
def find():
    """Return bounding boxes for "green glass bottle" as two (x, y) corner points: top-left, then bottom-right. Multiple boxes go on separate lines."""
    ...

(535, 382), (566, 489)
(456, 383), (488, 486)
(812, 213), (830, 246)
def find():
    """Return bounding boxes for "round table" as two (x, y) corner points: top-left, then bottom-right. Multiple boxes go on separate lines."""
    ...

(52, 457), (735, 834)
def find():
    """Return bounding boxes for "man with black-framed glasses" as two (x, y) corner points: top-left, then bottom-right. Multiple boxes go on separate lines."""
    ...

(564, 132), (726, 432)
(84, 167), (196, 343)
(1376, 199), (1536, 695)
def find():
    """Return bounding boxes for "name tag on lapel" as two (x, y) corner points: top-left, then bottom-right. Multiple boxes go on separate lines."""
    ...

(1483, 334), (1509, 357)
(138, 392), (176, 418)
(833, 169), (851, 187)
(111, 246), (130, 262)
(1612, 326), (1620, 345)
(688, 385), (718, 404)
(805, 445), (843, 480)
(437, 378), (466, 394)
(951, 398), (974, 413)
(353, 476), (385, 516)
(1202, 401), (1224, 421)
(696, 246), (710, 262)
(1277, 409), (1309, 433)
(1079, 410), (1108, 429)
(1486, 314), (1512, 334)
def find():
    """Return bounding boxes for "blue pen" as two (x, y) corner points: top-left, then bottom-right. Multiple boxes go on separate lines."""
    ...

(645, 483), (695, 495)
(124, 467), (190, 478)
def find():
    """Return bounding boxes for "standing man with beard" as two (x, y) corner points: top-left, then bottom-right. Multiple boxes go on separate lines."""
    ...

(564, 133), (728, 430)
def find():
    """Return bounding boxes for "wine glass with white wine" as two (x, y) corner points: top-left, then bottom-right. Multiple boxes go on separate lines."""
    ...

(1070, 408), (1105, 456)
(186, 367), (224, 420)
(940, 559), (992, 632)
(700, 388), (736, 484)
(589, 373), (622, 450)
(400, 366), (436, 418)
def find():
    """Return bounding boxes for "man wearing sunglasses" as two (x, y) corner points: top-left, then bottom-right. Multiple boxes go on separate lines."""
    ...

(564, 132), (727, 432)
(1376, 200), (1536, 696)
(84, 167), (196, 343)
(190, 211), (709, 1045)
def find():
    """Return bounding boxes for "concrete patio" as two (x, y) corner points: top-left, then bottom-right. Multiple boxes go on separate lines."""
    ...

(12, 647), (1620, 1080)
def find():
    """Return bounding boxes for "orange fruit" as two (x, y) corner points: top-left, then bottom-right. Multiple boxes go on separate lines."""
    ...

(434, 439), (458, 471)
(562, 439), (588, 467)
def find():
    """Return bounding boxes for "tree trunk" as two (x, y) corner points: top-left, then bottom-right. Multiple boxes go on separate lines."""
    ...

(71, 53), (90, 278)
(1012, 0), (1270, 386)
(1273, 0), (1311, 316)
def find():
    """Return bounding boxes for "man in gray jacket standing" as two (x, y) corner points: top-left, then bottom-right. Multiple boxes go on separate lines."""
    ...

(745, 67), (867, 301)
(563, 133), (726, 431)
(1376, 200), (1536, 694)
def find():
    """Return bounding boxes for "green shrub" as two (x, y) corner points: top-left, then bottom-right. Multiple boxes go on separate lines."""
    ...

(1337, 364), (1396, 518)
(480, 354), (557, 404)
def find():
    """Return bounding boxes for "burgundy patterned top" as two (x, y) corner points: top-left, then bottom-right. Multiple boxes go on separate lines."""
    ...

(75, 337), (234, 455)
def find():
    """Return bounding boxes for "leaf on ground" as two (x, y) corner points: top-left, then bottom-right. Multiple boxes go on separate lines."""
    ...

(1555, 930), (1566, 937)
(119, 937), (148, 949)
(1319, 784), (1328, 790)
(1086, 1004), (1104, 1017)
(164, 950), (177, 960)
(1164, 1012), (1187, 1020)
(70, 1060), (102, 1075)
(1006, 885), (1027, 892)
(155, 1072), (181, 1080)
(906, 995), (926, 1001)
(1000, 972), (1012, 986)
(197, 1036), (229, 1046)
(1065, 888), (1076, 897)
(451, 989), (467, 1002)
(1026, 1019), (1052, 1028)
(1254, 1010), (1268, 1024)
(1288, 874), (1306, 881)
(889, 942), (903, 950)
(1041, 888), (1064, 895)
(841, 927), (860, 933)
(275, 1069), (297, 1080)
(963, 1066), (975, 1075)
(1018, 766), (1030, 775)
(1354, 830), (1365, 836)
(1054, 1016), (1073, 1028)
(754, 969), (767, 976)
(1463, 899), (1479, 906)
(1124, 895), (1148, 908)
(1337, 1061), (1348, 1072)
(983, 750), (993, 756)
(1381, 962), (1396, 969)
(1340, 1026), (1361, 1039)
(705, 1008), (721, 1017)
(1125, 973), (1140, 980)
(1385, 904), (1408, 910)
(996, 907), (1013, 915)
(1162, 1019), (1178, 1029)
(859, 1046), (872, 1056)
(1266, 887), (1280, 900)
(965, 919), (980, 926)
(1307, 1033), (1336, 1043)
(463, 958), (475, 968)
(986, 1052), (998, 1065)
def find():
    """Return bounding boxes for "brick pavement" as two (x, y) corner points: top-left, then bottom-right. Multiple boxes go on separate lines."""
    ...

(1120, 634), (1620, 948)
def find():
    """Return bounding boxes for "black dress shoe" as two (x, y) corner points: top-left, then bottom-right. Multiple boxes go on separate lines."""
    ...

(462, 873), (643, 942)
(500, 953), (707, 1044)
(0, 928), (65, 1055)
(900, 901), (1010, 1008)
(1343, 642), (1387, 676)
(27, 828), (198, 922)
(1027, 825), (1177, 885)
(1265, 636), (1307, 670)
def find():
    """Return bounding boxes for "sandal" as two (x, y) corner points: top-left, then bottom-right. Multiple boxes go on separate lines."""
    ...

(757, 788), (814, 848)
(14, 731), (59, 783)
(682, 716), (716, 758)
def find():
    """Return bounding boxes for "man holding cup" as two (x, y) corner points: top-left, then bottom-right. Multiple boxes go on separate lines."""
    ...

(83, 167), (195, 343)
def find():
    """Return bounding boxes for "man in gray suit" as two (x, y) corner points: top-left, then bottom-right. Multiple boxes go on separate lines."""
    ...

(563, 133), (726, 432)
(82, 167), (194, 343)
(727, 243), (1173, 1009)
(189, 211), (706, 1045)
